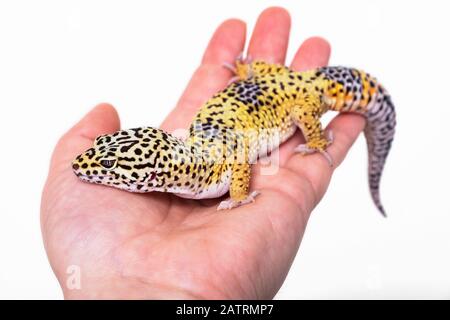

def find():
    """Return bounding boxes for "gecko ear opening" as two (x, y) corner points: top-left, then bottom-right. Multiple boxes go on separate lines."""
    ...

(99, 159), (117, 170)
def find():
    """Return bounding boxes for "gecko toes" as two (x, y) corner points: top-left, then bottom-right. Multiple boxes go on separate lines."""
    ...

(294, 130), (334, 167)
(223, 62), (237, 74)
(217, 191), (260, 210)
(294, 144), (334, 167)
(325, 130), (334, 144)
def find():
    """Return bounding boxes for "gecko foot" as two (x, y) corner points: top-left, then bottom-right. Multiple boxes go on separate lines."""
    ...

(223, 52), (254, 84)
(325, 130), (334, 144)
(223, 62), (237, 74)
(217, 190), (260, 210)
(294, 130), (334, 167)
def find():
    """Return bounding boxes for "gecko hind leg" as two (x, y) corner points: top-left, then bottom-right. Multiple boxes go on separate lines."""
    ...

(217, 190), (260, 210)
(294, 130), (334, 167)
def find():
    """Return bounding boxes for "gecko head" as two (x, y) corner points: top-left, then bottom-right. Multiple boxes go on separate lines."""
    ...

(72, 127), (182, 192)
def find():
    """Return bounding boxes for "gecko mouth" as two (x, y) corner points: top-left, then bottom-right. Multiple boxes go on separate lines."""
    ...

(72, 161), (108, 184)
(75, 172), (101, 180)
(76, 174), (110, 186)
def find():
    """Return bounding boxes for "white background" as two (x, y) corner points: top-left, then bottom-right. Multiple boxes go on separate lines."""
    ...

(0, 0), (449, 299)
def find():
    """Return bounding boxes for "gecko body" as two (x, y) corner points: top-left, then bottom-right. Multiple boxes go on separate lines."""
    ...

(72, 59), (396, 215)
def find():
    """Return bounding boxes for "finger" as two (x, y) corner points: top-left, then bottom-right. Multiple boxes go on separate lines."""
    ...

(275, 37), (331, 165)
(50, 103), (120, 173)
(247, 7), (291, 63)
(161, 19), (246, 132)
(290, 36), (331, 71)
(286, 113), (366, 209)
(201, 19), (246, 66)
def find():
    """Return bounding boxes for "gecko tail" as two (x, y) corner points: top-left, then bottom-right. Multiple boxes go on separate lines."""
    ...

(363, 88), (396, 217)
(317, 66), (396, 216)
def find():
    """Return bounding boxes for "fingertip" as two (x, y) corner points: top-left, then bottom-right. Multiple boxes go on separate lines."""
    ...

(202, 18), (247, 65)
(304, 36), (331, 51)
(52, 103), (120, 167)
(222, 18), (247, 34)
(248, 6), (291, 63)
(305, 36), (331, 59)
(291, 36), (331, 71)
(259, 6), (291, 24)
(73, 103), (120, 140)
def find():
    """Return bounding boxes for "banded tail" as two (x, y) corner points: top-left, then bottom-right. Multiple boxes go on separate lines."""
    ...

(318, 66), (396, 216)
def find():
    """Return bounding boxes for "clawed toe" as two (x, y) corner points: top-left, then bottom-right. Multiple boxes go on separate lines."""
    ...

(293, 130), (334, 166)
(223, 62), (237, 73)
(319, 150), (334, 167)
(294, 143), (334, 167)
(217, 191), (260, 210)
(227, 76), (241, 85)
(326, 130), (334, 144)
(222, 52), (254, 83)
(294, 144), (315, 155)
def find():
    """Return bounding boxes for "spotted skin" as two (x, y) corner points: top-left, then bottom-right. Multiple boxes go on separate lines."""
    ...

(73, 60), (395, 215)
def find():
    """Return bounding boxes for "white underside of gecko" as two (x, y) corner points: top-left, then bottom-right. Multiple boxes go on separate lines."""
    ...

(174, 123), (297, 200)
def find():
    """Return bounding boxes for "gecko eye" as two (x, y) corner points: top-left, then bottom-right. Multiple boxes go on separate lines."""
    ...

(100, 159), (117, 170)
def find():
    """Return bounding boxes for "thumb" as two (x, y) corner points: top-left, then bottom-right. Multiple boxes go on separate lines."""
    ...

(49, 103), (120, 175)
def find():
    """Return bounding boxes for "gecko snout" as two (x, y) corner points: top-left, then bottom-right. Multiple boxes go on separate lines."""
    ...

(72, 159), (82, 176)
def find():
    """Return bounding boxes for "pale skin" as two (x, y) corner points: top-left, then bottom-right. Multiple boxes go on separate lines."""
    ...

(41, 7), (365, 299)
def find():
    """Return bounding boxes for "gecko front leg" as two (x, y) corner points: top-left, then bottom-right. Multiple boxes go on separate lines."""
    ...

(217, 162), (260, 210)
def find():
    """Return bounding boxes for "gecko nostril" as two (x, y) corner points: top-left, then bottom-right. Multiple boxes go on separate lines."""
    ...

(72, 163), (80, 171)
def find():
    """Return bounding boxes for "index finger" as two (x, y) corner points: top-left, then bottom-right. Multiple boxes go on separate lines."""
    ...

(160, 19), (246, 132)
(247, 7), (291, 64)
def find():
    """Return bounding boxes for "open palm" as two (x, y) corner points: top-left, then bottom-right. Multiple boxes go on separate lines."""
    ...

(41, 7), (365, 299)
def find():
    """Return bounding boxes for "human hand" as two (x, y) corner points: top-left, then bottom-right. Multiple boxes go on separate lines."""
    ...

(41, 7), (365, 299)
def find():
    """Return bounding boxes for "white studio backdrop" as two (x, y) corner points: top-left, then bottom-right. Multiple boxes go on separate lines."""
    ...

(0, 0), (449, 299)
